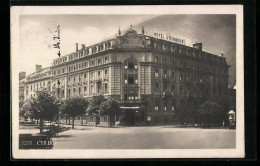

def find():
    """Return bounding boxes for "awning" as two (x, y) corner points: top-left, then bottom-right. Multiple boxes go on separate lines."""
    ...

(120, 107), (140, 109)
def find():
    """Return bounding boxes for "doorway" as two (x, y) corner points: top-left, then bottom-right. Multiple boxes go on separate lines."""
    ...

(125, 110), (135, 126)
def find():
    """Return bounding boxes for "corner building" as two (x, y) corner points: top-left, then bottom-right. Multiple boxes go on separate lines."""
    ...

(24, 27), (229, 126)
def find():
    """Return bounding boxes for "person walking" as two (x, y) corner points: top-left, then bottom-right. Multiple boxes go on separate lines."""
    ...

(184, 122), (187, 128)
(195, 123), (198, 128)
(222, 120), (226, 129)
(202, 122), (204, 129)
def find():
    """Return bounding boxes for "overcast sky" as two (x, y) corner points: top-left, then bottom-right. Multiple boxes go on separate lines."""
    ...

(19, 15), (157, 75)
(19, 14), (236, 85)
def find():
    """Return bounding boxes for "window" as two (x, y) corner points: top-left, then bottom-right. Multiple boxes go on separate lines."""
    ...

(84, 74), (87, 81)
(155, 68), (159, 77)
(171, 84), (175, 92)
(155, 100), (159, 111)
(74, 76), (76, 83)
(84, 86), (87, 95)
(98, 58), (101, 65)
(98, 71), (101, 78)
(164, 70), (167, 78)
(79, 64), (81, 69)
(62, 68), (65, 73)
(104, 69), (108, 77)
(105, 56), (108, 63)
(164, 82), (168, 92)
(180, 85), (184, 96)
(73, 88), (76, 95)
(90, 85), (94, 95)
(194, 87), (196, 97)
(187, 87), (190, 97)
(104, 116), (108, 122)
(104, 83), (108, 93)
(180, 73), (183, 81)
(128, 75), (134, 84)
(187, 74), (190, 81)
(91, 60), (95, 66)
(79, 87), (81, 95)
(97, 83), (101, 93)
(79, 75), (81, 82)
(155, 82), (159, 91)
(172, 71), (175, 79)
(53, 70), (56, 75)
(61, 89), (64, 98)
(199, 76), (203, 83)
(128, 62), (134, 69)
(155, 56), (159, 63)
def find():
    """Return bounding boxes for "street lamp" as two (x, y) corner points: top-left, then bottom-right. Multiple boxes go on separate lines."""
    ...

(228, 110), (236, 129)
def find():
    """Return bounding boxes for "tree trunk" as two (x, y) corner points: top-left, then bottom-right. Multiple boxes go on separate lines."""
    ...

(81, 116), (83, 126)
(40, 118), (43, 133)
(109, 114), (114, 128)
(72, 117), (74, 129)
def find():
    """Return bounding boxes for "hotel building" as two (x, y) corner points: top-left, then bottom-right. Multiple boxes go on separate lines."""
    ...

(23, 27), (229, 126)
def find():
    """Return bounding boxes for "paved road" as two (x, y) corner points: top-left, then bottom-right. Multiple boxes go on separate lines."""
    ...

(52, 126), (236, 149)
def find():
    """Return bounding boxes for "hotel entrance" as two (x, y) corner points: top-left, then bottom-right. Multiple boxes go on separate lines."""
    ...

(120, 106), (140, 126)
(125, 109), (135, 126)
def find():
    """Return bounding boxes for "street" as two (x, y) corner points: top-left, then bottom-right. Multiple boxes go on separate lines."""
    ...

(51, 126), (236, 149)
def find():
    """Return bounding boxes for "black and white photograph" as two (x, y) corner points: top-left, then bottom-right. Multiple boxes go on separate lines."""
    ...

(11, 5), (244, 158)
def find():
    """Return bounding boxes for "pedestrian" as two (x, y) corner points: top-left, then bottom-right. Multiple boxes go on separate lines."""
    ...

(184, 122), (187, 128)
(222, 120), (225, 129)
(202, 122), (205, 129)
(195, 123), (197, 128)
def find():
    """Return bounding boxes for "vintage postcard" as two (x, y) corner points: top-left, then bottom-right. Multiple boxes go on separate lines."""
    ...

(11, 5), (244, 158)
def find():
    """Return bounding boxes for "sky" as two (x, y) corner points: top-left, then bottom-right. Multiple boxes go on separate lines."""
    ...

(19, 14), (236, 85)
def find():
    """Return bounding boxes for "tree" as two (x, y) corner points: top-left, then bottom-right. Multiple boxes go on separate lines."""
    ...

(177, 97), (199, 123)
(61, 96), (88, 129)
(99, 97), (120, 127)
(19, 100), (31, 123)
(35, 90), (60, 133)
(86, 95), (106, 126)
(197, 100), (221, 125)
(87, 95), (105, 115)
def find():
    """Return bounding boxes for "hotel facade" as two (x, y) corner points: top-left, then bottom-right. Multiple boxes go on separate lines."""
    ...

(23, 27), (229, 126)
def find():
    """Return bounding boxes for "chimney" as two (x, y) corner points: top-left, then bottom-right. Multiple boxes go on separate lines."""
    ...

(36, 65), (42, 73)
(81, 44), (85, 49)
(193, 43), (202, 51)
(76, 43), (78, 52)
(220, 52), (224, 57)
(19, 72), (26, 81)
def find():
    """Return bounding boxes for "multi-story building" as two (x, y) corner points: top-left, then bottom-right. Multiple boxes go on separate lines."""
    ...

(19, 72), (26, 102)
(24, 65), (52, 99)
(23, 27), (229, 126)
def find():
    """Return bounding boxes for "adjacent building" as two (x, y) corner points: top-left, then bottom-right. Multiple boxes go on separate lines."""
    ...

(19, 72), (26, 102)
(23, 27), (229, 126)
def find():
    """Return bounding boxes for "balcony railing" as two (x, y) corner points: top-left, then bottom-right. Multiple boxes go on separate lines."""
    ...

(120, 99), (144, 104)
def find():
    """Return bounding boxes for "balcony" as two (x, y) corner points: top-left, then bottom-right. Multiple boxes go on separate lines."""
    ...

(120, 99), (145, 104)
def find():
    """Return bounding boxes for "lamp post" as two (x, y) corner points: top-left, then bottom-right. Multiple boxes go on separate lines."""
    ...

(228, 110), (236, 129)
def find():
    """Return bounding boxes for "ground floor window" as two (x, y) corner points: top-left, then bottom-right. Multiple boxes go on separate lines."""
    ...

(104, 116), (108, 122)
